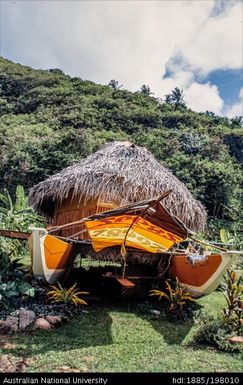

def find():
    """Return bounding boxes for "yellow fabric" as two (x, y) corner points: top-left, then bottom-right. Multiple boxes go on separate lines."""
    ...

(85, 215), (183, 253)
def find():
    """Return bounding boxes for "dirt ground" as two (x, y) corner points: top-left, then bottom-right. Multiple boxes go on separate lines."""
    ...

(0, 333), (28, 372)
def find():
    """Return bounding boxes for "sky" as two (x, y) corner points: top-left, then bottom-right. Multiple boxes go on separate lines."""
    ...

(1, 0), (242, 117)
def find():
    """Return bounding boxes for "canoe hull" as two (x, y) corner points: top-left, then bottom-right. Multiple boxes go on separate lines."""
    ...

(170, 252), (235, 297)
(29, 228), (74, 284)
(29, 228), (235, 295)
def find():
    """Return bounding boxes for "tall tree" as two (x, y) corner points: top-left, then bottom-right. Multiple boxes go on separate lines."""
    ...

(165, 87), (186, 109)
(108, 79), (123, 90)
(140, 84), (152, 96)
(230, 116), (243, 127)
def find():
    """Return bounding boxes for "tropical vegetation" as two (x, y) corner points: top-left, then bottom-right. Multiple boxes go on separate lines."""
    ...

(0, 57), (242, 244)
(0, 185), (42, 308)
(47, 282), (88, 306)
(150, 278), (195, 315)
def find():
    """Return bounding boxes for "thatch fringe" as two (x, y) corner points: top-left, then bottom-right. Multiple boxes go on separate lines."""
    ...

(28, 141), (207, 231)
(78, 245), (162, 265)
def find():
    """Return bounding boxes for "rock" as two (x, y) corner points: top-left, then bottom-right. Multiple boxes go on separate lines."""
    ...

(19, 309), (36, 331)
(5, 316), (18, 332)
(150, 310), (161, 316)
(228, 336), (243, 344)
(0, 354), (16, 372)
(34, 318), (52, 330)
(0, 320), (12, 334)
(46, 315), (62, 326)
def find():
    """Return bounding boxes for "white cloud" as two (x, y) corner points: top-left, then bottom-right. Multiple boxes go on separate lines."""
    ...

(0, 0), (216, 87)
(159, 71), (195, 97)
(224, 88), (243, 117)
(174, 2), (242, 76)
(185, 82), (224, 114)
(159, 70), (224, 114)
(1, 0), (242, 115)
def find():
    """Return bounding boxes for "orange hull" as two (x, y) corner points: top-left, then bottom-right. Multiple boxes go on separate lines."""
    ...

(29, 228), (74, 284)
(170, 252), (235, 297)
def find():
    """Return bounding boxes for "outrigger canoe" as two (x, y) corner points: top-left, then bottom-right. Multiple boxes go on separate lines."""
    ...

(29, 227), (237, 297)
(26, 192), (240, 297)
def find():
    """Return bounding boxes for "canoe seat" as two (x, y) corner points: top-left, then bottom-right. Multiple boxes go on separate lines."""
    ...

(115, 277), (135, 288)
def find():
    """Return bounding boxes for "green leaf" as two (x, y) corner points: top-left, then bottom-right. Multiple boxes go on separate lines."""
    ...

(18, 282), (35, 297)
(220, 229), (229, 244)
(14, 185), (27, 211)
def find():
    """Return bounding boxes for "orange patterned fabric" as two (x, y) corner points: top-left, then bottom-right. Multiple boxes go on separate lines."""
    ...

(85, 214), (184, 253)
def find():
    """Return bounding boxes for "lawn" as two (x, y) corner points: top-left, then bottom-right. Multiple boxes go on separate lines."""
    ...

(1, 292), (242, 372)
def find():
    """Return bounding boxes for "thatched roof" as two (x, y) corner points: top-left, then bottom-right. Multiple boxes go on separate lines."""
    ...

(28, 141), (207, 231)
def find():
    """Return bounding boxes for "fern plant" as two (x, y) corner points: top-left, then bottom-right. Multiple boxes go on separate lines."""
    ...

(47, 282), (89, 306)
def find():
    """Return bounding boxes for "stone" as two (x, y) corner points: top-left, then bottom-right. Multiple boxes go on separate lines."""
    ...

(46, 315), (62, 326)
(5, 316), (18, 332)
(34, 318), (52, 330)
(0, 320), (12, 334)
(150, 310), (161, 316)
(0, 354), (16, 372)
(19, 309), (36, 331)
(228, 336), (243, 344)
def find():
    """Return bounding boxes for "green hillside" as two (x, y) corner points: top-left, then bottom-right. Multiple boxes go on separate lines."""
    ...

(0, 57), (242, 233)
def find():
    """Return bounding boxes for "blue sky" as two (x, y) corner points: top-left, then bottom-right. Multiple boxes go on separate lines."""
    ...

(164, 66), (243, 112)
(1, 0), (242, 117)
(206, 69), (242, 107)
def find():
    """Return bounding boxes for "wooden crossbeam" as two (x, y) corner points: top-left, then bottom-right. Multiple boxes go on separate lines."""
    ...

(0, 229), (30, 240)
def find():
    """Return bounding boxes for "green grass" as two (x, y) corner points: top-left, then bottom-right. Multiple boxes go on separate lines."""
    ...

(2, 292), (242, 372)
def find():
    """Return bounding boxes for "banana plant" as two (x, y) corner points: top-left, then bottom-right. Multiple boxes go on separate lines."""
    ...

(0, 185), (43, 258)
(0, 185), (43, 231)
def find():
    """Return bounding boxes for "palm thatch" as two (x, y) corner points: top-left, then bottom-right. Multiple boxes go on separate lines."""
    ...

(28, 141), (207, 231)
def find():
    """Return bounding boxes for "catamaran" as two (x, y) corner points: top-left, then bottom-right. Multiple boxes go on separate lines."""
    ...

(18, 190), (238, 297)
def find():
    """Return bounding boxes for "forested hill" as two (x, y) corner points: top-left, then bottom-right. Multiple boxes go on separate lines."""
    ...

(0, 56), (242, 226)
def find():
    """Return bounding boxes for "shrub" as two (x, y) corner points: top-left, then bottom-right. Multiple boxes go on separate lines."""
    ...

(220, 270), (243, 334)
(47, 282), (88, 306)
(0, 185), (43, 258)
(149, 278), (195, 317)
(195, 319), (242, 352)
(0, 250), (35, 308)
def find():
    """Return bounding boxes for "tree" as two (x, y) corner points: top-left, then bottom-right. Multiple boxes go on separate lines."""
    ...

(205, 111), (215, 117)
(165, 87), (186, 109)
(108, 79), (123, 90)
(230, 116), (243, 127)
(49, 68), (64, 75)
(140, 84), (152, 96)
